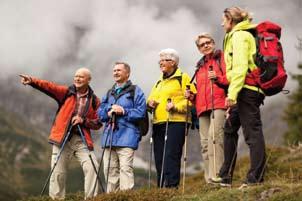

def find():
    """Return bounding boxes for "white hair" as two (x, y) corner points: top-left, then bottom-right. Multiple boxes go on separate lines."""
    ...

(159, 48), (179, 65)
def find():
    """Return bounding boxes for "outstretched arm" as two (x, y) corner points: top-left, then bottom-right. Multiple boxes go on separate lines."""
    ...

(19, 74), (68, 103)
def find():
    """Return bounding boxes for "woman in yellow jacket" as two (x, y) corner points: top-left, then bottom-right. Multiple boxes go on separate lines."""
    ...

(147, 48), (196, 188)
(216, 7), (266, 188)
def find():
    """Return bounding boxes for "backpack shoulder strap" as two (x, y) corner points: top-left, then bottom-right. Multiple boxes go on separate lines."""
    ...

(213, 50), (223, 75)
(175, 72), (183, 88)
(91, 94), (97, 110)
(128, 84), (136, 101)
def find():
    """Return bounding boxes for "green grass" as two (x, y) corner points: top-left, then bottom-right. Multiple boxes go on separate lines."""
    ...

(20, 146), (302, 201)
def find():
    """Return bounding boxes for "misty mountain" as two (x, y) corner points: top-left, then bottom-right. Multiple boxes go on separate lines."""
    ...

(1, 77), (289, 170)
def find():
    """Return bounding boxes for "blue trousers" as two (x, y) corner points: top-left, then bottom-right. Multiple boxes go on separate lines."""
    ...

(153, 122), (186, 188)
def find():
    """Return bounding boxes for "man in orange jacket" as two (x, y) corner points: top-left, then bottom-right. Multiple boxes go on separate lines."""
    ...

(19, 68), (102, 200)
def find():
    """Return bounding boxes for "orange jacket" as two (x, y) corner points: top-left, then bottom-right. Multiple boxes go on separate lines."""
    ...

(30, 78), (102, 150)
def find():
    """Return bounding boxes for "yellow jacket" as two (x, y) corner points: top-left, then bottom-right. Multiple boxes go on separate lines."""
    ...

(147, 68), (196, 124)
(223, 20), (263, 101)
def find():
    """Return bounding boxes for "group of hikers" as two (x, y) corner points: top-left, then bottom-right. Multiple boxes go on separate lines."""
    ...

(19, 6), (281, 200)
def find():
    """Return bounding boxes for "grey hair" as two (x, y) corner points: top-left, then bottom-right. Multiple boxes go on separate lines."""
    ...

(114, 62), (131, 74)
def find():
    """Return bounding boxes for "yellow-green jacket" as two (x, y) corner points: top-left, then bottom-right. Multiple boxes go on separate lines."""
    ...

(223, 20), (263, 102)
(147, 68), (196, 124)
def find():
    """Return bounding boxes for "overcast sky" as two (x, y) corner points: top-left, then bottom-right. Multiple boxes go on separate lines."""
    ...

(1, 0), (301, 96)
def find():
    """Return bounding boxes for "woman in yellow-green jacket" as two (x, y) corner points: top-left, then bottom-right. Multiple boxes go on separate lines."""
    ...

(216, 7), (266, 188)
(147, 48), (196, 188)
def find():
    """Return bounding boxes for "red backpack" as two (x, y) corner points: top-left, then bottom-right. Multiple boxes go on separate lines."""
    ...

(245, 21), (288, 96)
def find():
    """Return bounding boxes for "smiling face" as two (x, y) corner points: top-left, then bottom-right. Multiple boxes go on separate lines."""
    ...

(196, 37), (215, 55)
(159, 58), (176, 75)
(113, 63), (129, 84)
(73, 68), (91, 91)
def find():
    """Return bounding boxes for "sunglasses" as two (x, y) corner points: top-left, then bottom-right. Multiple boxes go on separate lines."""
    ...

(197, 40), (213, 48)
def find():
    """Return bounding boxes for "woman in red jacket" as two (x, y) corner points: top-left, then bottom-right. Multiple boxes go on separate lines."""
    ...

(188, 33), (228, 183)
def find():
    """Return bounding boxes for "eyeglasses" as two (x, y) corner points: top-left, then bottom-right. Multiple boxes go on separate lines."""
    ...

(159, 59), (173, 62)
(197, 40), (212, 48)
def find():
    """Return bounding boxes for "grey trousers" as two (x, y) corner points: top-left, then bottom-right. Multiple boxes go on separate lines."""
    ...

(199, 109), (225, 182)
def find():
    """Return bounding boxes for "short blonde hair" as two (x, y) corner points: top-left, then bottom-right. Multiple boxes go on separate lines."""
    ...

(195, 33), (215, 47)
(224, 6), (253, 24)
(159, 48), (179, 65)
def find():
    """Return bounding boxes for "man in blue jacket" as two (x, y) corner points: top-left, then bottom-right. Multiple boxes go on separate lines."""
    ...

(98, 62), (146, 193)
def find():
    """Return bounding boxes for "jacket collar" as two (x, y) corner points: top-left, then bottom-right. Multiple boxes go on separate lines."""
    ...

(109, 80), (135, 100)
(197, 49), (222, 67)
(160, 68), (182, 80)
(68, 85), (94, 97)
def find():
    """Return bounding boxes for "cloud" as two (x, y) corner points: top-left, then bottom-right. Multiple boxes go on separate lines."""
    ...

(0, 0), (301, 96)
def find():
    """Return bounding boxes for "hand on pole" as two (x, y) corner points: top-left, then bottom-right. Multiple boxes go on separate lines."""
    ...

(184, 85), (195, 101)
(71, 115), (84, 126)
(148, 100), (159, 109)
(166, 101), (174, 112)
(208, 70), (217, 80)
(109, 104), (124, 116)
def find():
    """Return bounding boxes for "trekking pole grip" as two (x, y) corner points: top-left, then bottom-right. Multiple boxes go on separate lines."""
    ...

(209, 65), (215, 81)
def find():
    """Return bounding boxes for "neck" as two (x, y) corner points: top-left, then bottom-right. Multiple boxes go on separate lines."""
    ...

(116, 80), (128, 87)
(77, 86), (88, 94)
(163, 67), (177, 78)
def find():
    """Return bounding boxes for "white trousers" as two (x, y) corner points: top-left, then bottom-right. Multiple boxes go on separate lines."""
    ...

(49, 135), (99, 200)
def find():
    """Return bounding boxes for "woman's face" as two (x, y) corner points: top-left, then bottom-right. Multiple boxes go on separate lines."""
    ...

(197, 38), (215, 55)
(159, 58), (176, 75)
(221, 15), (233, 33)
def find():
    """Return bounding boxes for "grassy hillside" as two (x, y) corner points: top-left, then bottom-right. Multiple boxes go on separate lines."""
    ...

(23, 146), (302, 201)
(0, 107), (87, 200)
(0, 107), (46, 200)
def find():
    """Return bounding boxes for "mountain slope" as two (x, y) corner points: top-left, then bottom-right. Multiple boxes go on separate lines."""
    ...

(0, 106), (49, 201)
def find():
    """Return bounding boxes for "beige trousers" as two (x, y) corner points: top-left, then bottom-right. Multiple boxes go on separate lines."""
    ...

(199, 109), (225, 182)
(49, 135), (99, 200)
(103, 147), (135, 193)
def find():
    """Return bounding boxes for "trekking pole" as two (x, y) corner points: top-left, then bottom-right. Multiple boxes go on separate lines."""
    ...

(77, 124), (105, 193)
(92, 120), (114, 193)
(258, 124), (280, 183)
(40, 125), (73, 196)
(182, 85), (191, 195)
(160, 98), (171, 188)
(106, 112), (116, 192)
(209, 66), (217, 178)
(225, 108), (238, 181)
(148, 109), (155, 189)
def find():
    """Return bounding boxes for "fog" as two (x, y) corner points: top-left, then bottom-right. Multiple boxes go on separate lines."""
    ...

(0, 0), (301, 96)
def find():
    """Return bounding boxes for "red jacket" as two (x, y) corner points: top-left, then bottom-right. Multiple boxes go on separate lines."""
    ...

(195, 50), (229, 116)
(30, 78), (102, 150)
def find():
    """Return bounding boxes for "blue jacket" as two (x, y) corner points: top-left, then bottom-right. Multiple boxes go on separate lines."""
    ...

(98, 81), (146, 150)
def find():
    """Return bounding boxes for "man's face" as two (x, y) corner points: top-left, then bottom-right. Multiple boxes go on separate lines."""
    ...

(73, 69), (90, 90)
(113, 64), (129, 84)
